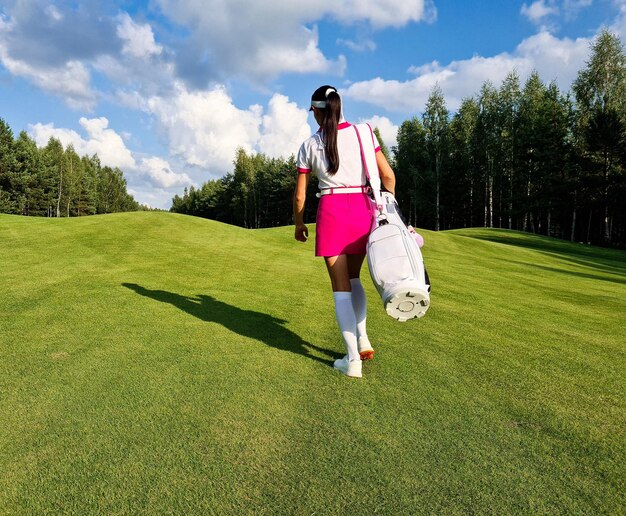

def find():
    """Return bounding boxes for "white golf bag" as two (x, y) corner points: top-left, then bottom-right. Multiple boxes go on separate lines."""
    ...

(366, 192), (431, 321)
(353, 123), (431, 322)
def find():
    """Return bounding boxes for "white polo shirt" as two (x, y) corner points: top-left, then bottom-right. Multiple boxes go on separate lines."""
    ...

(296, 122), (381, 190)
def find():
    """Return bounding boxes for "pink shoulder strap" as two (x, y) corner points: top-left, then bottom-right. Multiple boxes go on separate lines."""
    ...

(353, 124), (382, 211)
(366, 123), (376, 148)
(353, 125), (371, 182)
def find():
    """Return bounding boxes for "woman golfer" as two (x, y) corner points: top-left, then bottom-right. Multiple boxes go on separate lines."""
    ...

(294, 85), (396, 378)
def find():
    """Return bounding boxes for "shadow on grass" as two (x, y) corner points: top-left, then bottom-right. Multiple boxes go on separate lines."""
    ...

(504, 260), (626, 286)
(458, 230), (626, 277)
(122, 283), (341, 366)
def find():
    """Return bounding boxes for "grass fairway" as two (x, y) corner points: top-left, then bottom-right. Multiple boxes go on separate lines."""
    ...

(1, 212), (624, 514)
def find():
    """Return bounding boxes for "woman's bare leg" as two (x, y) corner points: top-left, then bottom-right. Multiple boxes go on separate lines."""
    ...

(324, 254), (351, 292)
(347, 253), (366, 279)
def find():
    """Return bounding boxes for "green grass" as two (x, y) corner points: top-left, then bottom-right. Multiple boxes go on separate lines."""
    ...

(1, 212), (624, 514)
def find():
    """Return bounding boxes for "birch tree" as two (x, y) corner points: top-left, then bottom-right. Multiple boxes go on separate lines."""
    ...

(476, 82), (500, 228)
(498, 72), (521, 229)
(423, 86), (449, 231)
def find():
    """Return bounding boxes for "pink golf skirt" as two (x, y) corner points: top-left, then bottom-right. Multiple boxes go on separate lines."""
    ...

(315, 192), (374, 257)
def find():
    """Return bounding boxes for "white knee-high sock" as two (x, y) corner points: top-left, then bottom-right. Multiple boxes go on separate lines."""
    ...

(333, 292), (360, 361)
(350, 278), (368, 341)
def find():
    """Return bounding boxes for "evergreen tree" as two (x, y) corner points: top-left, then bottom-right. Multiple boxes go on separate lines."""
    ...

(518, 72), (547, 232)
(78, 155), (99, 216)
(0, 118), (16, 213)
(12, 131), (41, 215)
(536, 83), (570, 237)
(0, 119), (139, 218)
(393, 117), (428, 226)
(98, 166), (129, 213)
(573, 30), (626, 243)
(449, 97), (480, 227)
(498, 71), (521, 229)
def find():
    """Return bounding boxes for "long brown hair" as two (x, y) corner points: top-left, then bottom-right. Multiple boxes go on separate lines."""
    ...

(321, 91), (341, 175)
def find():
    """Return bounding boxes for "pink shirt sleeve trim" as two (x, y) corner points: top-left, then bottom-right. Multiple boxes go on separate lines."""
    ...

(375, 146), (381, 152)
(297, 167), (311, 174)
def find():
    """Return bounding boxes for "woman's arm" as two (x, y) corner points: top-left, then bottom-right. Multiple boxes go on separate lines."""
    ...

(376, 150), (396, 195)
(293, 173), (310, 241)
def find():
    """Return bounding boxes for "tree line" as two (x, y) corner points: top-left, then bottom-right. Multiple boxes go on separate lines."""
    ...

(172, 30), (626, 248)
(395, 30), (626, 247)
(0, 122), (142, 217)
(171, 149), (321, 229)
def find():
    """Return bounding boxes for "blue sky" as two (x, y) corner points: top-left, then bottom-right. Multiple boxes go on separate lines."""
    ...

(1, 0), (624, 208)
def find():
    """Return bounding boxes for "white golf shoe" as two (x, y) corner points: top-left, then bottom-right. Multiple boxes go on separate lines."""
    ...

(333, 356), (363, 378)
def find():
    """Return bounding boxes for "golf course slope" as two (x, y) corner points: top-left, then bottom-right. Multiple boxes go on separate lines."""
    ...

(1, 211), (624, 513)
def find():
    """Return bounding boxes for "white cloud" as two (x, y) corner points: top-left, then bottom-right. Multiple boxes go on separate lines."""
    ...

(139, 157), (192, 188)
(27, 117), (192, 194)
(78, 117), (136, 168)
(127, 186), (179, 209)
(154, 0), (433, 80)
(521, 1), (559, 23)
(346, 73), (454, 113)
(93, 52), (177, 103)
(0, 11), (97, 110)
(0, 31), (97, 111)
(516, 30), (591, 72)
(146, 83), (263, 171)
(0, 8), (171, 112)
(252, 26), (346, 78)
(25, 87), (312, 205)
(330, 0), (437, 28)
(345, 31), (592, 113)
(610, 1), (626, 38)
(91, 13), (176, 103)
(28, 123), (81, 149)
(0, 1), (433, 106)
(144, 84), (311, 173)
(116, 13), (162, 59)
(563, 0), (593, 19)
(359, 115), (399, 149)
(4, 57), (97, 110)
(29, 117), (135, 169)
(337, 38), (377, 52)
(258, 94), (312, 159)
(112, 88), (152, 111)
(521, 0), (594, 25)
(44, 6), (63, 22)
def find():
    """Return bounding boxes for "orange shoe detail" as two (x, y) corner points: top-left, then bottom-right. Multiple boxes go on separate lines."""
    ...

(359, 349), (375, 361)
